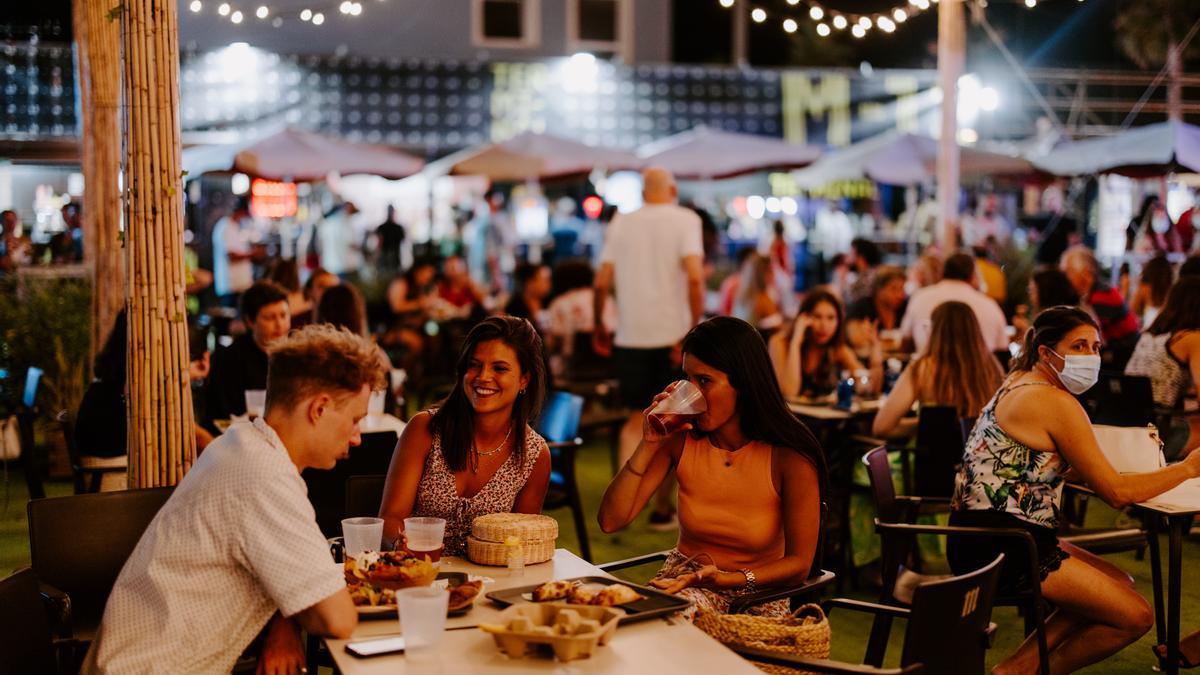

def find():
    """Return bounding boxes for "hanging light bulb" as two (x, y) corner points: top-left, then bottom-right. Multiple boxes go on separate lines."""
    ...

(816, 22), (831, 36)
(230, 10), (243, 23)
(255, 5), (268, 18)
(300, 8), (312, 20)
(832, 14), (847, 29)
(893, 8), (907, 22)
(783, 18), (798, 33)
(786, 0), (800, 4)
(189, 0), (202, 12)
(217, 2), (230, 15)
(877, 16), (895, 32)
(719, 0), (735, 7)
(311, 11), (324, 24)
(858, 16), (872, 29)
(809, 6), (823, 20)
(751, 7), (767, 22)
(1024, 0), (1036, 6)
(339, 1), (352, 13)
(851, 24), (866, 38)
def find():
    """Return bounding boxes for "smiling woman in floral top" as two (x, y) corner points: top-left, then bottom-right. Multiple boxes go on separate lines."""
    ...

(948, 306), (1200, 675)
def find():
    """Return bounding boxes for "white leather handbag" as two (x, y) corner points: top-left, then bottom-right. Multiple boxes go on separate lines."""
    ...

(1092, 424), (1166, 474)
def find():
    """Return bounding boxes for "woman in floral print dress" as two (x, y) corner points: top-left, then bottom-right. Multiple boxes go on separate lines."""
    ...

(948, 306), (1200, 674)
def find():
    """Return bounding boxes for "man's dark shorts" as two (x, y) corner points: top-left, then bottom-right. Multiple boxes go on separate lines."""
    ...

(614, 346), (677, 410)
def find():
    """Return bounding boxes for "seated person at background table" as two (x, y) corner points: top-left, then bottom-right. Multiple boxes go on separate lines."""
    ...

(317, 283), (394, 375)
(1131, 253), (1172, 329)
(731, 252), (783, 332)
(717, 247), (757, 316)
(267, 257), (308, 326)
(1060, 246), (1139, 352)
(1013, 268), (1080, 338)
(504, 261), (552, 331)
(872, 301), (1004, 438)
(379, 316), (551, 555)
(207, 280), (291, 421)
(292, 267), (340, 330)
(901, 252), (1009, 354)
(845, 265), (907, 357)
(598, 317), (826, 618)
(1126, 276), (1200, 460)
(437, 255), (486, 316)
(544, 259), (616, 367)
(947, 306), (1200, 675)
(769, 287), (880, 399)
(83, 325), (384, 674)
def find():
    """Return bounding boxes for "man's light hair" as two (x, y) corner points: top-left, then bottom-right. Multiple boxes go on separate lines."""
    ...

(1061, 246), (1099, 277)
(265, 324), (386, 413)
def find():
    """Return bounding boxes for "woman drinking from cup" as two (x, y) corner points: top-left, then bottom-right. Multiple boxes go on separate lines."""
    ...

(947, 306), (1200, 674)
(768, 287), (881, 399)
(598, 317), (827, 617)
(379, 316), (551, 556)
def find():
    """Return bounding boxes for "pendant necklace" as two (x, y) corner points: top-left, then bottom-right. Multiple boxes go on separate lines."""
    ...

(471, 424), (513, 471)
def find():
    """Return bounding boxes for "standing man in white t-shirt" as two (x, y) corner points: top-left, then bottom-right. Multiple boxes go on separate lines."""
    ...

(211, 197), (256, 307)
(83, 325), (386, 674)
(593, 167), (704, 529)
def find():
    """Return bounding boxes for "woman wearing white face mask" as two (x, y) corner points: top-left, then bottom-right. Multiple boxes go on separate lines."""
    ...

(947, 306), (1200, 674)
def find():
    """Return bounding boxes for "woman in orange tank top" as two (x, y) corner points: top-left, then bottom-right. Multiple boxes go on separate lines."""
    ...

(598, 317), (828, 617)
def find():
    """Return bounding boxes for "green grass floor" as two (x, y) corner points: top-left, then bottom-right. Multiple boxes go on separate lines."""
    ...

(3, 441), (1197, 673)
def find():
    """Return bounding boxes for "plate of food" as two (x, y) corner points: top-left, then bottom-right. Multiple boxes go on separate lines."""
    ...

(344, 550), (437, 590)
(347, 568), (484, 619)
(486, 576), (691, 624)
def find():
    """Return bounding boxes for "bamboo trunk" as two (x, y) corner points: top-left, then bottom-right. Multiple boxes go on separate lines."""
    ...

(121, 0), (195, 486)
(75, 0), (126, 362)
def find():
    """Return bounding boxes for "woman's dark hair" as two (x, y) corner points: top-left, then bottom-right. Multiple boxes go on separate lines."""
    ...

(1139, 255), (1173, 310)
(682, 317), (828, 496)
(95, 310), (127, 384)
(316, 283), (368, 337)
(851, 238), (881, 267)
(429, 316), (547, 472)
(1031, 269), (1080, 310)
(241, 280), (289, 321)
(1147, 276), (1200, 335)
(303, 267), (335, 300)
(1136, 195), (1160, 224)
(1011, 305), (1100, 372)
(267, 258), (302, 293)
(794, 288), (846, 349)
(550, 259), (595, 297)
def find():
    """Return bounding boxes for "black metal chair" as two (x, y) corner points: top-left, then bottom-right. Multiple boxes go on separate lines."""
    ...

(344, 474), (386, 520)
(58, 410), (127, 494)
(1081, 373), (1155, 427)
(536, 391), (593, 562)
(861, 446), (1049, 675)
(0, 567), (84, 675)
(599, 502), (836, 614)
(302, 430), (399, 538)
(27, 487), (174, 642)
(905, 405), (965, 499)
(735, 554), (1005, 675)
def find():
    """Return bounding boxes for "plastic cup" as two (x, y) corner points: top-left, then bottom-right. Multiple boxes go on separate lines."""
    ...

(403, 517), (446, 563)
(397, 586), (449, 660)
(244, 389), (266, 419)
(341, 517), (384, 558)
(368, 389), (386, 417)
(648, 380), (707, 436)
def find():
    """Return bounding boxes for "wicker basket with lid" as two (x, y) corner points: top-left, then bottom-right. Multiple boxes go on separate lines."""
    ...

(467, 513), (559, 566)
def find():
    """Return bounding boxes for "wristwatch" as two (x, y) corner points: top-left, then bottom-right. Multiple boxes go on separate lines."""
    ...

(738, 568), (757, 595)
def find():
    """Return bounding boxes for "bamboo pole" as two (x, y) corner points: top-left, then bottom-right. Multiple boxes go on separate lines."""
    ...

(121, 0), (195, 487)
(77, 0), (126, 364)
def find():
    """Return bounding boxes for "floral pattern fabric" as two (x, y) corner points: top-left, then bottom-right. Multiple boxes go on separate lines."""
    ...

(952, 382), (1069, 528)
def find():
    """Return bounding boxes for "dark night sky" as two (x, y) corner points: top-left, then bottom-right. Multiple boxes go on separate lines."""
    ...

(672, 0), (1178, 72)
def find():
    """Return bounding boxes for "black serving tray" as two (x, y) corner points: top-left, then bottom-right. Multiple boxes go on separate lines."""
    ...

(484, 576), (691, 624)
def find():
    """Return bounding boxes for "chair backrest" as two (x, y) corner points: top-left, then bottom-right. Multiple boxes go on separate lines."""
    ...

(960, 416), (978, 444)
(536, 391), (584, 444)
(0, 567), (56, 674)
(914, 405), (965, 498)
(23, 366), (43, 409)
(900, 554), (1004, 675)
(345, 474), (387, 519)
(1084, 373), (1154, 427)
(27, 487), (173, 633)
(862, 445), (900, 523)
(303, 430), (399, 537)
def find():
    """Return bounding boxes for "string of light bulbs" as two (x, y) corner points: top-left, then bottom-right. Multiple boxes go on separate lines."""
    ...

(183, 0), (382, 27)
(720, 0), (1084, 40)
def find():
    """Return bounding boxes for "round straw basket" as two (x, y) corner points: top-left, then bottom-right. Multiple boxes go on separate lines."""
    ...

(694, 604), (831, 675)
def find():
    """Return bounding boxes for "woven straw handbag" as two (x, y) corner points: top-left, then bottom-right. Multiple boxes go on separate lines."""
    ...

(694, 604), (831, 675)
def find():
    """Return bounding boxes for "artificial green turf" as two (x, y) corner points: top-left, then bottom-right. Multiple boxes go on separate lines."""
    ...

(2, 441), (1195, 673)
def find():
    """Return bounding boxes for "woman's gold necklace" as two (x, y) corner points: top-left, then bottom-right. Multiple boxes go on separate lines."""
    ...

(470, 424), (513, 471)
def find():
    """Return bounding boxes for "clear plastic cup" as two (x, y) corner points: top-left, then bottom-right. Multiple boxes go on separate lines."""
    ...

(341, 517), (384, 558)
(397, 587), (449, 660)
(368, 389), (386, 417)
(648, 380), (707, 435)
(403, 517), (446, 563)
(244, 389), (266, 419)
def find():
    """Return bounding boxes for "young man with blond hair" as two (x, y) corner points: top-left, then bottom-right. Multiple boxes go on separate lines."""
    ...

(84, 325), (386, 675)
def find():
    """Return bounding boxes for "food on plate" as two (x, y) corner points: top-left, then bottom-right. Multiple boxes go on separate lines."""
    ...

(447, 580), (483, 612)
(593, 584), (644, 607)
(531, 580), (644, 606)
(347, 581), (396, 607)
(344, 550), (437, 590)
(532, 579), (575, 602)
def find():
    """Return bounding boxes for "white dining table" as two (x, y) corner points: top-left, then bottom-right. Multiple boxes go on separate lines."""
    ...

(324, 549), (763, 674)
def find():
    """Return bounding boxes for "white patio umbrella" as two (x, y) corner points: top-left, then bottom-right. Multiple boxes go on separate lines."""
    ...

(637, 125), (821, 180)
(430, 131), (641, 181)
(1031, 120), (1200, 177)
(181, 127), (425, 181)
(792, 130), (1034, 188)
